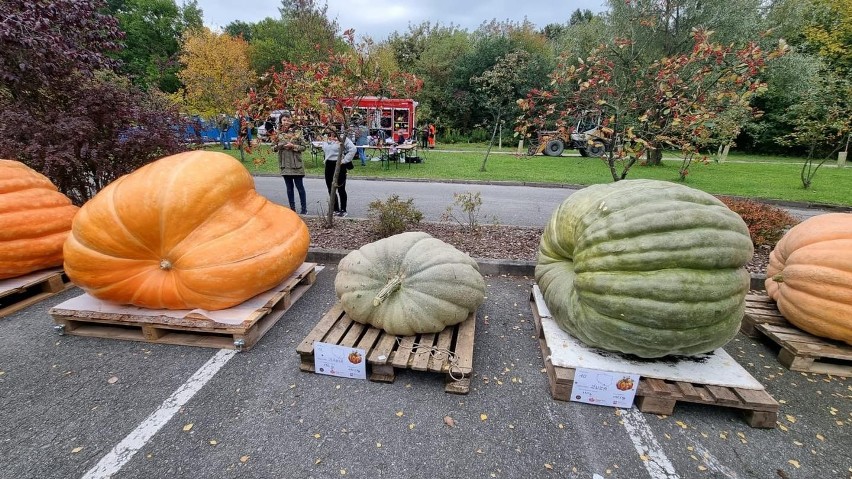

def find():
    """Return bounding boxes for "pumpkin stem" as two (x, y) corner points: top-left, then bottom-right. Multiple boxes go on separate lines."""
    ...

(373, 274), (403, 306)
(771, 273), (784, 283)
(160, 259), (172, 271)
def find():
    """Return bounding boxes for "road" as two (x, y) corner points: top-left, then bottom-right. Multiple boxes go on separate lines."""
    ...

(254, 176), (839, 224)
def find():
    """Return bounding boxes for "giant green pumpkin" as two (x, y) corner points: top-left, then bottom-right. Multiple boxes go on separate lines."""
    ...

(535, 179), (754, 358)
(335, 232), (486, 336)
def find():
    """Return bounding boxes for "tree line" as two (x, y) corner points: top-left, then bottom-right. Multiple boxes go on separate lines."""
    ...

(0, 0), (849, 203)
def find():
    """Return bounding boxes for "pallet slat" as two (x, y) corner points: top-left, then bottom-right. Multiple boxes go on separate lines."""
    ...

(0, 270), (75, 318)
(51, 263), (316, 351)
(298, 305), (476, 394)
(532, 289), (779, 428)
(743, 293), (851, 377)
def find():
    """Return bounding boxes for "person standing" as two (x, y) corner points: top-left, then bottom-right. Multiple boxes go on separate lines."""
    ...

(427, 123), (436, 149)
(319, 129), (356, 217)
(419, 124), (429, 149)
(273, 120), (308, 214)
(354, 121), (370, 166)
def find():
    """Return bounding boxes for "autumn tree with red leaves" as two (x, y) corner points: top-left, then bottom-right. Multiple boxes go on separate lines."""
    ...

(518, 27), (788, 182)
(245, 30), (421, 225)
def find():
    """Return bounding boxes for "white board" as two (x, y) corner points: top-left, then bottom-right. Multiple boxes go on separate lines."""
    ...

(52, 265), (323, 326)
(532, 285), (764, 391)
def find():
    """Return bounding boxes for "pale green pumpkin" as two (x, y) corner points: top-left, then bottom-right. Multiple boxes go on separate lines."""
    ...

(335, 232), (485, 336)
(535, 179), (754, 358)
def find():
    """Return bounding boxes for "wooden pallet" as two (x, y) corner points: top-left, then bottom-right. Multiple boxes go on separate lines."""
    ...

(297, 304), (476, 394)
(49, 263), (317, 351)
(531, 291), (779, 428)
(743, 293), (852, 377)
(0, 270), (75, 318)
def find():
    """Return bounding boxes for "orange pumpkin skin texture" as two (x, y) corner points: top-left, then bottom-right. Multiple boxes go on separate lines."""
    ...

(63, 151), (310, 310)
(0, 160), (79, 279)
(765, 213), (852, 345)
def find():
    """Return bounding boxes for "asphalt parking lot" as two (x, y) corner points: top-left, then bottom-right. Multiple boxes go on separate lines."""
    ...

(1, 263), (850, 479)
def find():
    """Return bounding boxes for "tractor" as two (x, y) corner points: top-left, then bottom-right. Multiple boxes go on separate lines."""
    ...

(528, 110), (614, 157)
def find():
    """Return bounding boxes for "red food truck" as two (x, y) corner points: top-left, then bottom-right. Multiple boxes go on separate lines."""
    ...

(336, 97), (418, 143)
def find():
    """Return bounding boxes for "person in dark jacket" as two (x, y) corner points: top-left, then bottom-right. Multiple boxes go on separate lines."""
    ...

(272, 120), (308, 214)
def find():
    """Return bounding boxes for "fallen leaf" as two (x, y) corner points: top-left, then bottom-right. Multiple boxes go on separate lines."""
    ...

(107, 376), (118, 384)
(395, 411), (404, 417)
(698, 465), (707, 471)
(675, 421), (688, 429)
(376, 442), (382, 448)
(480, 413), (488, 421)
(340, 469), (346, 475)
(409, 423), (415, 430)
(313, 433), (321, 439)
(787, 459), (800, 469)
(240, 455), (249, 463)
(785, 414), (797, 423)
(182, 423), (193, 432)
(209, 440), (218, 445)
(815, 434), (825, 441)
(71, 447), (83, 453)
(444, 416), (456, 427)
(315, 459), (321, 465)
(544, 463), (553, 470)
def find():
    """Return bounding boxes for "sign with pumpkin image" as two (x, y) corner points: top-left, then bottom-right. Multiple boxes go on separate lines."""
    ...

(570, 368), (639, 408)
(313, 342), (367, 380)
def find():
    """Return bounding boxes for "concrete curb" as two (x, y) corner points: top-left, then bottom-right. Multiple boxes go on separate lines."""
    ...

(308, 248), (766, 288)
(307, 247), (536, 277)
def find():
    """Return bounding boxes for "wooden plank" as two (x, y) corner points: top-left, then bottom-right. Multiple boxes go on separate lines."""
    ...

(428, 327), (454, 373)
(322, 312), (353, 346)
(452, 312), (476, 375)
(391, 336), (416, 369)
(734, 388), (778, 409)
(354, 327), (381, 351)
(296, 303), (345, 354)
(411, 333), (435, 372)
(704, 385), (741, 406)
(340, 321), (366, 348)
(368, 333), (397, 365)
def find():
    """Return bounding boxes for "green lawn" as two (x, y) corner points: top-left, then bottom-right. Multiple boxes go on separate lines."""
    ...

(214, 143), (852, 207)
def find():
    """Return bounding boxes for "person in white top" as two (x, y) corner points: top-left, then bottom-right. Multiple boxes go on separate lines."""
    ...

(319, 129), (356, 217)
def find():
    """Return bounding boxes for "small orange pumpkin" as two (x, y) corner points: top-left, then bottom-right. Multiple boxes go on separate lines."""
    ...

(0, 160), (79, 279)
(765, 213), (852, 345)
(63, 151), (310, 310)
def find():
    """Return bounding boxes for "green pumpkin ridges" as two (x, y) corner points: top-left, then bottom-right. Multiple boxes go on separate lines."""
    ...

(575, 232), (754, 272)
(577, 203), (749, 250)
(535, 179), (754, 358)
(575, 268), (749, 308)
(578, 290), (746, 330)
(572, 303), (741, 357)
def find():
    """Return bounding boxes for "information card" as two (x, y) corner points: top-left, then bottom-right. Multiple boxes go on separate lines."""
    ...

(313, 342), (367, 380)
(570, 368), (640, 409)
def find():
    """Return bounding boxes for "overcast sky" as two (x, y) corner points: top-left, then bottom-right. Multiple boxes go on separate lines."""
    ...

(193, 0), (608, 41)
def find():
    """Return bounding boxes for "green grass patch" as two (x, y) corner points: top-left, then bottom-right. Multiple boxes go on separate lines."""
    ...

(210, 144), (851, 207)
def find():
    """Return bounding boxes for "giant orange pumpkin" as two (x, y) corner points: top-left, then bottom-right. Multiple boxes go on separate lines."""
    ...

(63, 151), (310, 310)
(0, 160), (79, 279)
(765, 213), (852, 345)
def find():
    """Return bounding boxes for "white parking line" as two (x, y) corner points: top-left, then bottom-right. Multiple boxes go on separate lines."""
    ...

(81, 349), (237, 479)
(620, 407), (681, 479)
